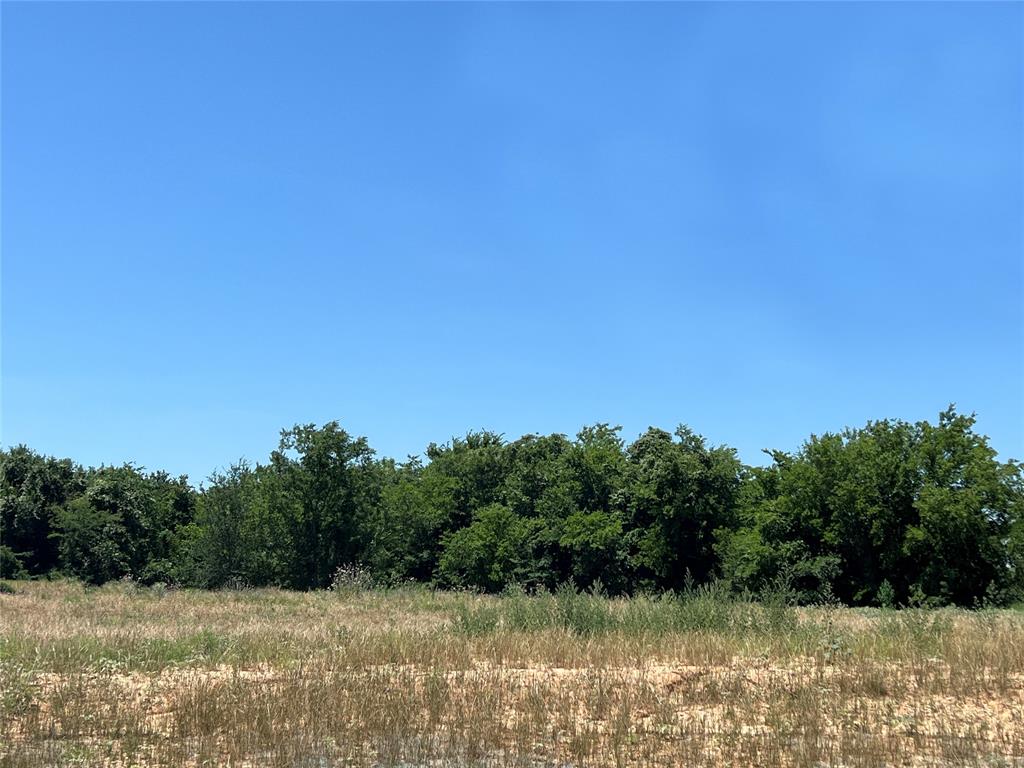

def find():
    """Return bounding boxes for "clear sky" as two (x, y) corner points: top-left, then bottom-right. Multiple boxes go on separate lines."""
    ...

(2, 2), (1021, 483)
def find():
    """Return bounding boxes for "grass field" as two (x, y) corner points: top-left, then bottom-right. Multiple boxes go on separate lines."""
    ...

(1, 580), (1022, 767)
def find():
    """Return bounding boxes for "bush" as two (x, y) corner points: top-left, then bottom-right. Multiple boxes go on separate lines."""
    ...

(329, 563), (375, 594)
(0, 547), (29, 581)
(877, 579), (897, 609)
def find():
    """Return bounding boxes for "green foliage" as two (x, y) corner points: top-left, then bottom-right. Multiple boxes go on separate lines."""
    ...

(1, 446), (85, 575)
(905, 408), (1021, 605)
(268, 423), (383, 589)
(54, 495), (131, 585)
(0, 546), (29, 580)
(877, 579), (897, 609)
(2, 408), (1021, 608)
(622, 426), (742, 590)
(559, 509), (628, 591)
(499, 583), (554, 631)
(366, 457), (456, 584)
(424, 431), (508, 531)
(718, 407), (1022, 606)
(450, 583), (617, 637)
(438, 504), (549, 591)
(187, 462), (264, 588)
(50, 465), (195, 586)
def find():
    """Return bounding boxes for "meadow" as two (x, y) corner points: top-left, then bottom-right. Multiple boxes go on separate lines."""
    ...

(1, 580), (1022, 767)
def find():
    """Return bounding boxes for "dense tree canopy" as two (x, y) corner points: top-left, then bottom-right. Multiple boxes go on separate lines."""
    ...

(1, 407), (1021, 606)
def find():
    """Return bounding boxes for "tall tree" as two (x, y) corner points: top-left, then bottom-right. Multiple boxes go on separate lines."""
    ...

(268, 423), (382, 589)
(623, 426), (742, 590)
(367, 456), (457, 584)
(720, 407), (1023, 606)
(0, 446), (85, 576)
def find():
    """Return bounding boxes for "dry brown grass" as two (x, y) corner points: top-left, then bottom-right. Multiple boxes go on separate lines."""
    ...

(2, 580), (1022, 767)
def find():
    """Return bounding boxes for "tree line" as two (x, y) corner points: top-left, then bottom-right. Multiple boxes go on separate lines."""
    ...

(2, 406), (1022, 606)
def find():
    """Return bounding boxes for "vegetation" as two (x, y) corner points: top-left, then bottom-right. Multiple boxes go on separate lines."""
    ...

(2, 580), (1023, 766)
(3, 406), (1022, 607)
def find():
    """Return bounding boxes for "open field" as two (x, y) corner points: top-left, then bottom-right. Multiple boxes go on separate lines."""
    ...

(1, 581), (1023, 767)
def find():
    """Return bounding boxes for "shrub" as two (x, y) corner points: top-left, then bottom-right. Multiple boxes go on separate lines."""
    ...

(329, 563), (375, 594)
(0, 547), (28, 580)
(877, 579), (897, 609)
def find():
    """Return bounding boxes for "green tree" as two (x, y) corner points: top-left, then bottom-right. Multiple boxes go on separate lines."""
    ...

(905, 407), (1022, 604)
(139, 470), (196, 583)
(186, 462), (262, 587)
(559, 509), (628, 591)
(366, 456), (457, 583)
(1, 446), (85, 576)
(499, 433), (576, 586)
(54, 495), (130, 584)
(623, 426), (742, 590)
(567, 424), (627, 516)
(52, 464), (196, 585)
(267, 423), (382, 589)
(438, 504), (548, 591)
(720, 407), (1023, 606)
(423, 431), (508, 530)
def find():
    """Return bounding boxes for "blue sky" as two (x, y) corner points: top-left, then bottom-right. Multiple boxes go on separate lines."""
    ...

(3, 2), (1021, 483)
